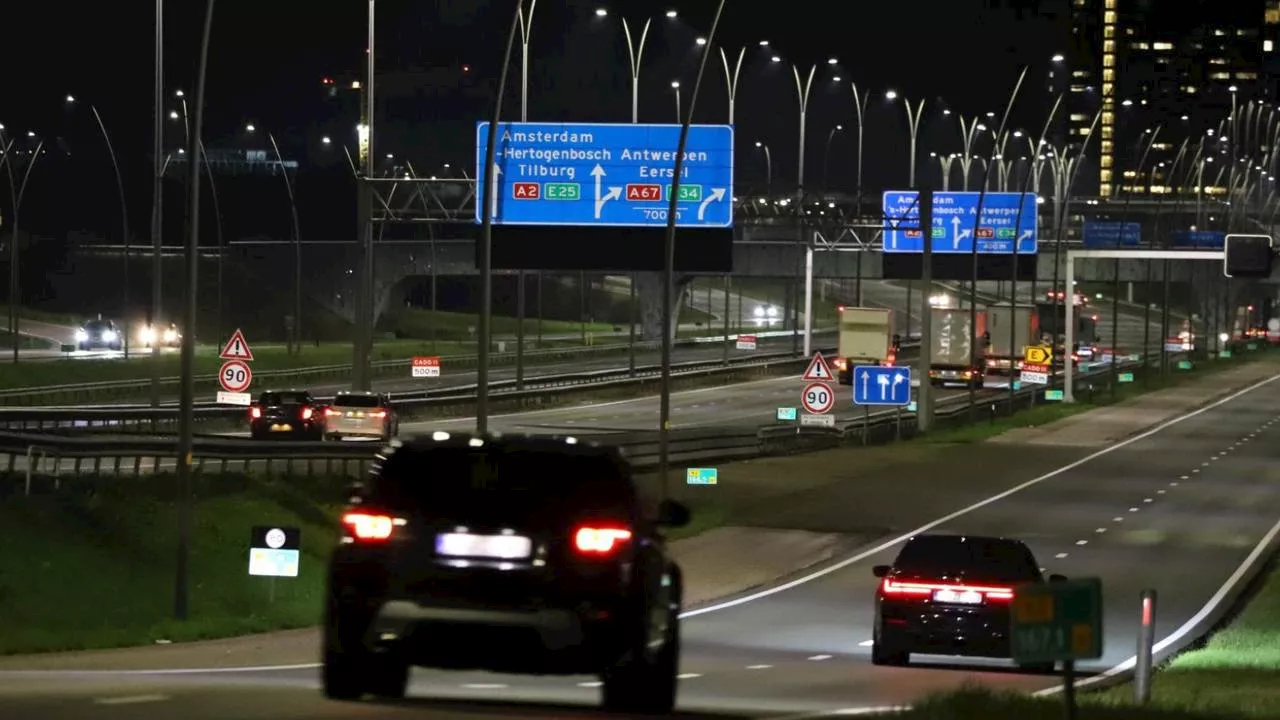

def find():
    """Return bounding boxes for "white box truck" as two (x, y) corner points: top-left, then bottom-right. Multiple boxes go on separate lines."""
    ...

(834, 306), (897, 385)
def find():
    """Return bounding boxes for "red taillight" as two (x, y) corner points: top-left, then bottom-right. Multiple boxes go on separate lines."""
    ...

(573, 526), (632, 554)
(300, 406), (314, 420)
(885, 352), (896, 365)
(834, 358), (848, 371)
(880, 578), (1014, 602)
(342, 511), (397, 541)
(250, 406), (262, 419)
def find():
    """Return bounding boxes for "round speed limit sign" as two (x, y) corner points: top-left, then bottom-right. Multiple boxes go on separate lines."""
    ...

(801, 382), (834, 414)
(219, 359), (253, 393)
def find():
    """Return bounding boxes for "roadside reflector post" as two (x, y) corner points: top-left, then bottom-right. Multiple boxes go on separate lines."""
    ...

(1135, 588), (1157, 705)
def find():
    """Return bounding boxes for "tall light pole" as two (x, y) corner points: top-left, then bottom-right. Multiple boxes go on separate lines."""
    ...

(671, 81), (681, 120)
(614, 10), (653, 375)
(514, 0), (538, 390)
(150, 0), (164, 405)
(791, 63), (816, 355)
(477, 0), (527, 433)
(353, 0), (376, 391)
(888, 90), (925, 337)
(3, 133), (44, 365)
(719, 46), (746, 125)
(170, 91), (225, 342)
(68, 96), (132, 359)
(660, 0), (727, 501)
(258, 129), (302, 356)
(822, 124), (844, 192)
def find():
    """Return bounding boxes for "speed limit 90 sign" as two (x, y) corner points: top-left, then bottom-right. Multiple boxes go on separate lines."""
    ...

(219, 359), (253, 393)
(801, 382), (834, 414)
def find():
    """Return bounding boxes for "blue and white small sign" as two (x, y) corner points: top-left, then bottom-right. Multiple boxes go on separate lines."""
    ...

(248, 526), (301, 578)
(882, 191), (1038, 254)
(475, 122), (734, 228)
(852, 365), (912, 406)
(1082, 221), (1141, 247)
(686, 467), (719, 485)
(1172, 230), (1226, 248)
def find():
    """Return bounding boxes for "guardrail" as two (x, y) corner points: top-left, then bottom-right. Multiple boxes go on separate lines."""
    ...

(0, 329), (842, 406)
(0, 349), (835, 433)
(0, 357), (1166, 491)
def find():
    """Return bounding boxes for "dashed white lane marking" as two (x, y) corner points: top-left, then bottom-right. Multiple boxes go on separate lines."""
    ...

(1096, 527), (1107, 534)
(1114, 516), (1125, 522)
(677, 672), (703, 679)
(748, 663), (776, 668)
(1157, 489), (1166, 495)
(1075, 540), (1089, 546)
(1202, 461), (1211, 466)
(857, 640), (875, 648)
(1171, 482), (1179, 487)
(1180, 475), (1189, 480)
(1144, 498), (1154, 503)
(94, 695), (168, 705)
(807, 654), (833, 661)
(461, 683), (508, 690)
(1055, 552), (1069, 559)
(1193, 468), (1201, 473)
(1130, 507), (1141, 512)
(577, 681), (602, 688)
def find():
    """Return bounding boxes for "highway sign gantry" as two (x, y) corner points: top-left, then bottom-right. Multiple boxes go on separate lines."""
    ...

(801, 352), (835, 382)
(219, 359), (253, 394)
(219, 329), (255, 360)
(475, 122), (734, 228)
(852, 365), (911, 406)
(801, 382), (835, 414)
(1082, 221), (1141, 247)
(881, 191), (1038, 254)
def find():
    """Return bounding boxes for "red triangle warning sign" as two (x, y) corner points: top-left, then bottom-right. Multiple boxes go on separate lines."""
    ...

(219, 329), (255, 361)
(801, 352), (833, 381)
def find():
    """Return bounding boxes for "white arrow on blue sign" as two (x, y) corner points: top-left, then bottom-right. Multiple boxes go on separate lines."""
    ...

(852, 365), (912, 407)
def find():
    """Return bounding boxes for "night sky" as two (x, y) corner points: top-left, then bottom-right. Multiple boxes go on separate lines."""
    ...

(1, 1), (1063, 224)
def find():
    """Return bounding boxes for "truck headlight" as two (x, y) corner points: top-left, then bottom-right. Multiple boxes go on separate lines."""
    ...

(139, 327), (156, 344)
(163, 328), (178, 342)
(102, 330), (118, 342)
(75, 329), (88, 342)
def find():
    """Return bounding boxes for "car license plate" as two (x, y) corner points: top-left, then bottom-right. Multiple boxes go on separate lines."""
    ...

(435, 533), (532, 560)
(941, 371), (956, 378)
(933, 588), (983, 604)
(270, 424), (293, 432)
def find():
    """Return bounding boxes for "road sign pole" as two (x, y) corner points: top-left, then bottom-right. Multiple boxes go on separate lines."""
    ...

(917, 189), (933, 432)
(722, 274), (730, 366)
(1064, 659), (1078, 720)
(1065, 252), (1076, 401)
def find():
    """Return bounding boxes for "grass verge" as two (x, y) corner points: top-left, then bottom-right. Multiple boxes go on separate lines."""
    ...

(0, 330), (55, 350)
(866, 685), (1239, 719)
(378, 308), (614, 341)
(918, 351), (1270, 445)
(0, 472), (346, 655)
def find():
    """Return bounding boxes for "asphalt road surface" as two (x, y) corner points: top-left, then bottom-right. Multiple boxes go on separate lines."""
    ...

(4, 371), (1278, 718)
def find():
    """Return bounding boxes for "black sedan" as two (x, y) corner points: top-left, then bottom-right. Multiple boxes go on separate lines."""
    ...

(248, 389), (325, 440)
(870, 533), (1062, 672)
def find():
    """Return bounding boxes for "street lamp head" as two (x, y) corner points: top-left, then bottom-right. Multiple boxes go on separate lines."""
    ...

(175, 89), (185, 98)
(1122, 99), (1133, 106)
(770, 55), (781, 63)
(177, 148), (185, 155)
(595, 7), (607, 16)
(986, 111), (995, 117)
(885, 89), (898, 100)
(930, 151), (937, 157)
(26, 131), (35, 138)
(666, 9), (677, 18)
(833, 76), (841, 82)
(671, 80), (680, 88)
(943, 108), (952, 115)
(759, 40), (769, 46)
(1181, 114), (1189, 120)
(827, 57), (838, 65)
(1051, 53), (1064, 63)
(246, 123), (256, 133)
(65, 94), (75, 104)
(322, 136), (332, 145)
(835, 124), (844, 130)
(1013, 130), (1023, 137)
(695, 37), (707, 46)
(755, 141), (763, 147)
(1229, 85), (1238, 92)
(169, 110), (180, 120)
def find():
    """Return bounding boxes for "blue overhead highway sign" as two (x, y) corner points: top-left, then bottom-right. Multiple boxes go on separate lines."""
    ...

(852, 365), (912, 406)
(882, 191), (1038, 254)
(475, 122), (734, 228)
(1082, 221), (1141, 247)
(1172, 230), (1226, 248)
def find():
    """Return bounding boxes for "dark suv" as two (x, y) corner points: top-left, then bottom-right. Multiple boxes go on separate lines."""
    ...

(322, 433), (690, 712)
(248, 390), (324, 440)
(871, 533), (1062, 672)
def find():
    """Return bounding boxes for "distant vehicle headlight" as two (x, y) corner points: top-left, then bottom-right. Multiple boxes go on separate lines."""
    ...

(75, 328), (88, 341)
(139, 327), (156, 344)
(163, 328), (178, 342)
(753, 306), (765, 318)
(102, 330), (118, 342)
(766, 306), (779, 318)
